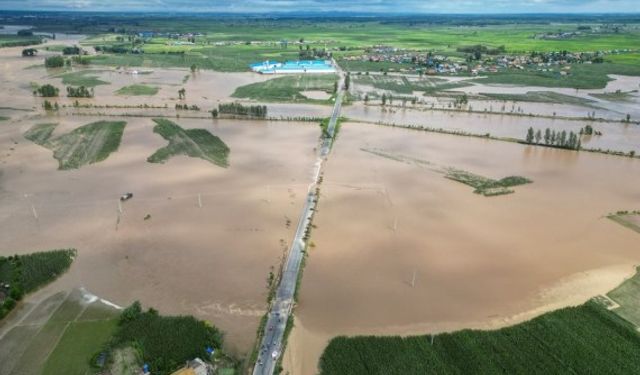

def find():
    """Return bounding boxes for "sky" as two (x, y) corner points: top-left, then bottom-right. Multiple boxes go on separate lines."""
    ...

(0, 0), (637, 13)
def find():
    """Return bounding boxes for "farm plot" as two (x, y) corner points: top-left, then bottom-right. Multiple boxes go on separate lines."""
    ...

(232, 74), (337, 104)
(147, 118), (230, 167)
(24, 120), (127, 170)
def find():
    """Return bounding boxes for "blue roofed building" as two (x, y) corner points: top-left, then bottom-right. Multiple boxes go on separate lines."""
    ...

(250, 60), (336, 74)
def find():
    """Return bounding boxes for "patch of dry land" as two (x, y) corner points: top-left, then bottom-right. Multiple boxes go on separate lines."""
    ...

(0, 115), (320, 354)
(283, 122), (640, 374)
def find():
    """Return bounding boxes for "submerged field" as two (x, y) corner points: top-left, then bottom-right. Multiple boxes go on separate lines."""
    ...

(284, 122), (640, 374)
(0, 114), (320, 354)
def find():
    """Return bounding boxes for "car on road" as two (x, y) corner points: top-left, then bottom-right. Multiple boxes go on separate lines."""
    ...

(272, 350), (279, 360)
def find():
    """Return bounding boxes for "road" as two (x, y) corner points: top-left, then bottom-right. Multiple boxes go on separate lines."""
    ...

(253, 63), (346, 375)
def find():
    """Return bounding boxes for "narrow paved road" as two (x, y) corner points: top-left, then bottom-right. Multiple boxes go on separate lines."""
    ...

(253, 63), (345, 375)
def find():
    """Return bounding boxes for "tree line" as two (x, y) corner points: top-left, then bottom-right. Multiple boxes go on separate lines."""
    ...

(215, 102), (268, 118)
(525, 127), (581, 150)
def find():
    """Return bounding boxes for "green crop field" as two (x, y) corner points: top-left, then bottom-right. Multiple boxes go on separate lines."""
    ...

(56, 70), (109, 87)
(607, 266), (640, 327)
(116, 84), (159, 96)
(480, 91), (597, 107)
(42, 319), (118, 375)
(148, 118), (230, 167)
(319, 300), (640, 375)
(23, 123), (58, 145)
(25, 120), (126, 170)
(232, 74), (337, 104)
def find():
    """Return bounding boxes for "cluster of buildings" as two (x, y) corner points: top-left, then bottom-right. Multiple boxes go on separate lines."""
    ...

(344, 46), (637, 75)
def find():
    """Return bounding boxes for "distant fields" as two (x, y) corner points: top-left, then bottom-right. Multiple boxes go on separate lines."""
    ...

(89, 45), (301, 72)
(24, 120), (126, 170)
(475, 62), (640, 89)
(0, 34), (42, 48)
(232, 74), (337, 104)
(148, 118), (230, 167)
(319, 301), (640, 375)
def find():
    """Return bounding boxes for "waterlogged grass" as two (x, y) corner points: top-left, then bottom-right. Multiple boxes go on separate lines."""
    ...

(444, 168), (531, 196)
(232, 74), (337, 104)
(480, 91), (597, 107)
(56, 70), (109, 87)
(354, 75), (445, 94)
(319, 301), (640, 375)
(607, 211), (640, 234)
(116, 84), (159, 96)
(590, 90), (637, 102)
(148, 118), (229, 167)
(23, 123), (58, 145)
(24, 121), (126, 170)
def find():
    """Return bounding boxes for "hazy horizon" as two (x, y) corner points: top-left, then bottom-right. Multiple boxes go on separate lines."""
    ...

(0, 0), (639, 14)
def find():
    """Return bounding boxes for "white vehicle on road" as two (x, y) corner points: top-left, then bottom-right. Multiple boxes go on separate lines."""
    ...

(271, 350), (279, 360)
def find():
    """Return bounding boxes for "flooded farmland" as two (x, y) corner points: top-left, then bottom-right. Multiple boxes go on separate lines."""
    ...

(284, 122), (640, 374)
(0, 116), (320, 354)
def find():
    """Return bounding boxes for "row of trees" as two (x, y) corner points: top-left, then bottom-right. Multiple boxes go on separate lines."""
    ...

(66, 86), (94, 98)
(216, 103), (268, 118)
(525, 127), (581, 150)
(175, 103), (200, 111)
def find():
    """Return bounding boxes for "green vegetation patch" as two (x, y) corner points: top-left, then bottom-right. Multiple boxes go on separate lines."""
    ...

(607, 211), (640, 234)
(0, 116), (9, 121)
(608, 266), (640, 327)
(148, 118), (229, 167)
(56, 70), (109, 87)
(0, 34), (42, 48)
(232, 74), (337, 104)
(319, 301), (640, 375)
(445, 168), (531, 196)
(25, 121), (126, 170)
(23, 123), (58, 145)
(112, 301), (224, 375)
(116, 84), (159, 96)
(43, 319), (118, 375)
(480, 91), (597, 107)
(0, 249), (76, 299)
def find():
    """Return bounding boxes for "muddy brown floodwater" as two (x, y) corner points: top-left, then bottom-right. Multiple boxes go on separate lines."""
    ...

(283, 122), (640, 374)
(0, 116), (320, 354)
